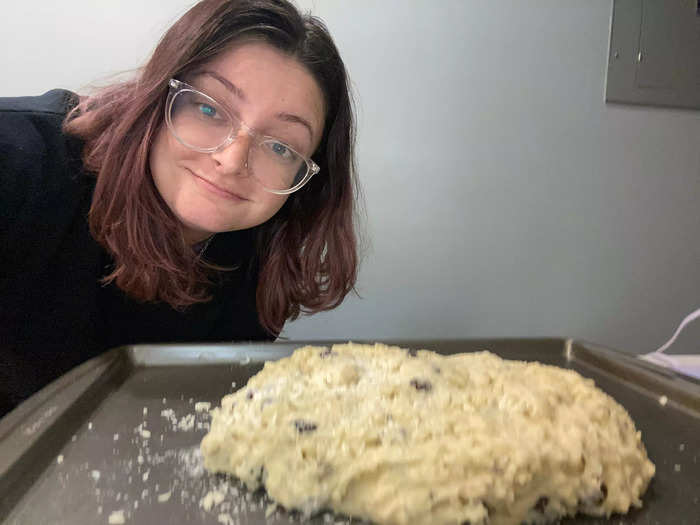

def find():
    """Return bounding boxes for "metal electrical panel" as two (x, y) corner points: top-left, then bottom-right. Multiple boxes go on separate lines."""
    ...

(606, 0), (700, 110)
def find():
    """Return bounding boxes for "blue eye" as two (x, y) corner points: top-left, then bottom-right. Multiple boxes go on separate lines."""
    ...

(261, 140), (298, 164)
(271, 142), (289, 156)
(198, 104), (217, 118)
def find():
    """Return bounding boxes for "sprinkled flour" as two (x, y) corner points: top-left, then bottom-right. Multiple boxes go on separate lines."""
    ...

(66, 399), (317, 525)
(108, 509), (125, 524)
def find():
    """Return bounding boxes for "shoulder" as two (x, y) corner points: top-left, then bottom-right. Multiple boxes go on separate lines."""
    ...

(0, 90), (88, 274)
(0, 90), (83, 210)
(0, 89), (79, 154)
(0, 89), (77, 115)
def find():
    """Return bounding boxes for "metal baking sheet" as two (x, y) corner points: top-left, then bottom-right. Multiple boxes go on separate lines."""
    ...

(1, 339), (699, 525)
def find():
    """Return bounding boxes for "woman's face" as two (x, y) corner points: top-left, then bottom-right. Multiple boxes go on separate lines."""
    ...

(149, 42), (326, 244)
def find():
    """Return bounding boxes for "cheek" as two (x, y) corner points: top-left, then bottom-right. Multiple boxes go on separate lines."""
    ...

(254, 192), (289, 223)
(149, 128), (175, 198)
(149, 129), (194, 201)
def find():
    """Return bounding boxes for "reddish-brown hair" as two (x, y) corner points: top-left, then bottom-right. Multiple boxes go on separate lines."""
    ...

(64, 0), (360, 335)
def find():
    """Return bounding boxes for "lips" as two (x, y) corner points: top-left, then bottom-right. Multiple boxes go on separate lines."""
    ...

(187, 169), (247, 201)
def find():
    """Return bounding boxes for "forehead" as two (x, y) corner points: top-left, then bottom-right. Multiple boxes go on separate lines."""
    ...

(198, 42), (326, 142)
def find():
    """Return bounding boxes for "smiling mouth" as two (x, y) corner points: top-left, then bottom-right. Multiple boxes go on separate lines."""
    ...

(188, 169), (247, 201)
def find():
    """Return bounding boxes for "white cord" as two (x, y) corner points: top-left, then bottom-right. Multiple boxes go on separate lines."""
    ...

(645, 306), (700, 357)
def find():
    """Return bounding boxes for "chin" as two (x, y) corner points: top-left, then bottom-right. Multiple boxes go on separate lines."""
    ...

(188, 219), (241, 236)
(173, 198), (281, 237)
(182, 208), (270, 236)
(177, 210), (234, 236)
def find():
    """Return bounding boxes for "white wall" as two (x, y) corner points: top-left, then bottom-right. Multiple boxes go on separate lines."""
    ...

(2, 1), (699, 354)
(0, 1), (196, 95)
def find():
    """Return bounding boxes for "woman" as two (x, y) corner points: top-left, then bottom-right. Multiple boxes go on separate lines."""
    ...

(0, 0), (360, 416)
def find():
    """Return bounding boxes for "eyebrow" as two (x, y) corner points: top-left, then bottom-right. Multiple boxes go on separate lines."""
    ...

(199, 70), (246, 101)
(274, 112), (315, 143)
(198, 70), (316, 143)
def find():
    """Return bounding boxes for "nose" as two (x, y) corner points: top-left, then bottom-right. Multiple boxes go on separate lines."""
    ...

(210, 128), (252, 177)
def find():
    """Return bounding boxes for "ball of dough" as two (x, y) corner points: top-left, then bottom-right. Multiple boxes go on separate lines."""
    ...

(201, 343), (655, 525)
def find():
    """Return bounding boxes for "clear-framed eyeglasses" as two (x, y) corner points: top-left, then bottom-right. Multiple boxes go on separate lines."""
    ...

(165, 78), (320, 195)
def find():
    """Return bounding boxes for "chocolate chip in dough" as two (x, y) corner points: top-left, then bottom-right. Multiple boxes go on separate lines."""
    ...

(319, 348), (335, 358)
(246, 390), (254, 400)
(294, 420), (318, 433)
(251, 465), (266, 485)
(534, 496), (549, 512)
(597, 483), (608, 504)
(578, 482), (609, 508)
(406, 348), (418, 357)
(410, 378), (433, 392)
